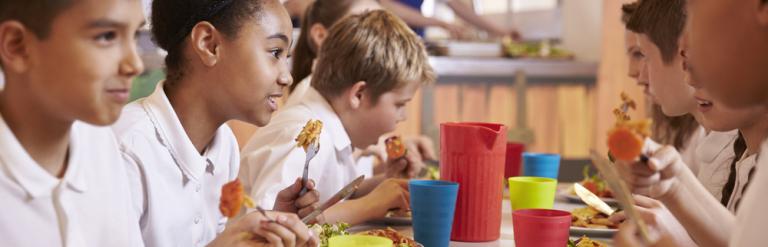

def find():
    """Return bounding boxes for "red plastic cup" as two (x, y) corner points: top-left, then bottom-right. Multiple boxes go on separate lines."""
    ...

(512, 209), (572, 247)
(441, 122), (507, 242)
(505, 142), (525, 179)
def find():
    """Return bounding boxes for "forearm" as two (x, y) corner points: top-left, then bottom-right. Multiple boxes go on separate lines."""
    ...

(321, 198), (379, 226)
(446, 0), (506, 36)
(660, 167), (734, 247)
(380, 0), (444, 27)
(351, 174), (386, 199)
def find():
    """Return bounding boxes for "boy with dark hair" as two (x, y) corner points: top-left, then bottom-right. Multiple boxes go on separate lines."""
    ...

(0, 0), (145, 245)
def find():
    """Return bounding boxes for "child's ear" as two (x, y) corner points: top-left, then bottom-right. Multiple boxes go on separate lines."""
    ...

(0, 21), (32, 73)
(759, 1), (768, 26)
(189, 21), (222, 67)
(310, 23), (328, 48)
(348, 81), (367, 109)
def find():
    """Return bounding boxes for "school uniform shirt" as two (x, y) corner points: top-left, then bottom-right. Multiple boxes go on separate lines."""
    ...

(0, 115), (144, 247)
(679, 126), (707, 174)
(285, 76), (375, 175)
(285, 76), (312, 107)
(694, 130), (740, 202)
(729, 139), (768, 247)
(240, 85), (371, 208)
(724, 151), (757, 212)
(113, 82), (240, 247)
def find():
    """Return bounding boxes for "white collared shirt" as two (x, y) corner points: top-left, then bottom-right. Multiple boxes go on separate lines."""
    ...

(679, 126), (707, 174)
(240, 85), (370, 208)
(694, 130), (740, 202)
(0, 115), (143, 247)
(113, 82), (240, 247)
(729, 139), (768, 246)
(725, 151), (757, 212)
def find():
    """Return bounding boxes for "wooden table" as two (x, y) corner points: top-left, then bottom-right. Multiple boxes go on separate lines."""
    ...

(352, 183), (614, 246)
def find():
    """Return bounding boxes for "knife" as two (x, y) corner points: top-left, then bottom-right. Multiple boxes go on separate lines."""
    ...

(301, 175), (365, 224)
(573, 183), (615, 216)
(589, 150), (652, 244)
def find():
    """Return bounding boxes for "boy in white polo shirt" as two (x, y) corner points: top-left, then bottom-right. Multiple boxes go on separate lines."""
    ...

(0, 0), (146, 246)
(240, 10), (436, 226)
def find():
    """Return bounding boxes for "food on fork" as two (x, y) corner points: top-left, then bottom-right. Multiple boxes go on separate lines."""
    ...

(296, 119), (323, 151)
(219, 179), (256, 218)
(607, 92), (652, 161)
(385, 135), (407, 159)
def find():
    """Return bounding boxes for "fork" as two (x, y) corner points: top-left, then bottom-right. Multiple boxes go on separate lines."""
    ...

(255, 206), (276, 223)
(299, 141), (320, 196)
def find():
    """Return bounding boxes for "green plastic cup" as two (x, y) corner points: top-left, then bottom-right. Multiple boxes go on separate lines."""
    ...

(508, 176), (557, 210)
(328, 235), (393, 247)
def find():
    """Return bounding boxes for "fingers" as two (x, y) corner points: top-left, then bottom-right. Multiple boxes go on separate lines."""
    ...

(609, 211), (627, 224)
(404, 143), (424, 178)
(614, 220), (643, 247)
(276, 178), (304, 201)
(262, 214), (312, 247)
(295, 188), (319, 209)
(411, 136), (437, 161)
(387, 159), (408, 178)
(648, 146), (680, 172)
(632, 194), (662, 209)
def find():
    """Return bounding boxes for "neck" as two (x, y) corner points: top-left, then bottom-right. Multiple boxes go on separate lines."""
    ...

(740, 113), (768, 156)
(164, 77), (224, 154)
(0, 80), (72, 178)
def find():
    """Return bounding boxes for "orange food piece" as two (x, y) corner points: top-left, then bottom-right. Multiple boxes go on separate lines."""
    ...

(220, 179), (245, 218)
(607, 127), (644, 161)
(385, 136), (406, 159)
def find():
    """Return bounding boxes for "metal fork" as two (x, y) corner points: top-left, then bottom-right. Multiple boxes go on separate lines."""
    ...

(255, 206), (276, 223)
(299, 141), (320, 196)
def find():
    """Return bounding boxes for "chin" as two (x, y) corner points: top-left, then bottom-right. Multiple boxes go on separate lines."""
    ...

(249, 115), (271, 127)
(83, 110), (121, 126)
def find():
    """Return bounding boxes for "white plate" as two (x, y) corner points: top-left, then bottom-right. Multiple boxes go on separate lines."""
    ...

(560, 191), (619, 206)
(569, 226), (618, 238)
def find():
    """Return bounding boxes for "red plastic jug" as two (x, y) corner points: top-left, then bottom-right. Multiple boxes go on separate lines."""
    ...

(440, 122), (507, 242)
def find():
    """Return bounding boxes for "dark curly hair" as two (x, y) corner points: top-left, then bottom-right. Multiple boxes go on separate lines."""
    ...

(151, 0), (265, 83)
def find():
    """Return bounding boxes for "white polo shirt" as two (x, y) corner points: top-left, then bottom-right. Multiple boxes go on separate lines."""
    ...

(0, 115), (143, 247)
(729, 139), (768, 246)
(113, 82), (240, 247)
(725, 152), (757, 212)
(694, 130), (740, 202)
(240, 86), (370, 208)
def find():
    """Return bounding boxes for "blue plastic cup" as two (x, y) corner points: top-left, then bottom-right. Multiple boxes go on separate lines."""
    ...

(409, 180), (459, 247)
(522, 153), (561, 179)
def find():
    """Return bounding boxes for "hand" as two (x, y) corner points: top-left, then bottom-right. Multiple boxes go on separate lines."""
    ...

(438, 21), (466, 38)
(384, 135), (435, 178)
(403, 135), (437, 161)
(361, 178), (410, 218)
(614, 219), (678, 247)
(273, 178), (321, 220)
(209, 211), (319, 247)
(615, 145), (687, 199)
(609, 195), (697, 247)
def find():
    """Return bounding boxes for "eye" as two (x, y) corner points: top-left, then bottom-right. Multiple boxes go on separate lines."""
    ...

(94, 31), (117, 45)
(632, 51), (645, 59)
(270, 48), (285, 59)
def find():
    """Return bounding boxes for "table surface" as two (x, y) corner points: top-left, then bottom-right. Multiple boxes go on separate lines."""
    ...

(352, 183), (614, 246)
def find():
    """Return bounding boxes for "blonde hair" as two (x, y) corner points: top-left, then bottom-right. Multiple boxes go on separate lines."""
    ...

(311, 10), (435, 104)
